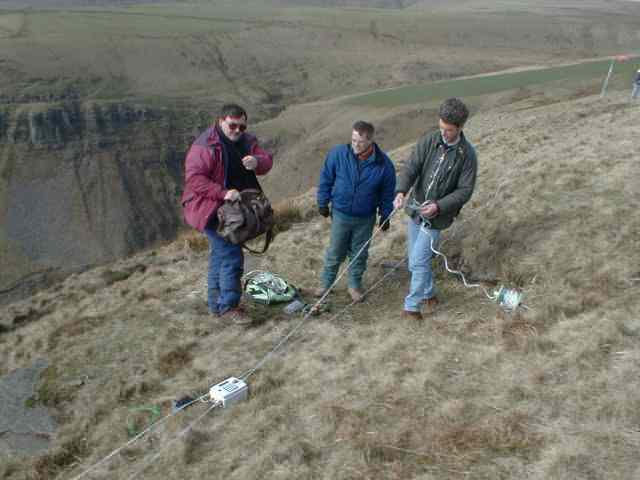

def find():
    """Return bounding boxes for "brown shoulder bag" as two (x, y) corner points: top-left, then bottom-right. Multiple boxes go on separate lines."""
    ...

(216, 189), (274, 254)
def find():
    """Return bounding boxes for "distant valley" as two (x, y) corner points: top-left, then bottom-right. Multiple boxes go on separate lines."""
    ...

(1, 0), (639, 299)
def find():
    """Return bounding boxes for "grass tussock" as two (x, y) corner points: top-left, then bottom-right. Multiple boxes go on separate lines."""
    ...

(177, 230), (209, 253)
(272, 199), (311, 235)
(47, 315), (105, 351)
(494, 310), (541, 351)
(35, 365), (76, 408)
(32, 435), (89, 480)
(100, 264), (147, 286)
(157, 344), (195, 377)
(182, 430), (212, 465)
(428, 411), (543, 458)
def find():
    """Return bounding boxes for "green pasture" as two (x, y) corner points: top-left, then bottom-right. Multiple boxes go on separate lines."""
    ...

(1, 2), (638, 107)
(6, 3), (449, 40)
(5, 1), (634, 53)
(345, 58), (640, 107)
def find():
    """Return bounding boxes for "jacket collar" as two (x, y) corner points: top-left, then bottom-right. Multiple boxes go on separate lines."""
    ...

(206, 124), (223, 147)
(372, 143), (386, 163)
(350, 142), (384, 164)
(436, 130), (466, 159)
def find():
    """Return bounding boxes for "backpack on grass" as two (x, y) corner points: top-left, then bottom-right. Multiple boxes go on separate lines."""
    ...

(243, 271), (297, 305)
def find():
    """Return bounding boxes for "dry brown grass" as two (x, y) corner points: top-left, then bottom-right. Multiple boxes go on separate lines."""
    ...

(157, 344), (195, 378)
(176, 230), (209, 254)
(271, 198), (310, 236)
(32, 434), (90, 480)
(1, 91), (640, 480)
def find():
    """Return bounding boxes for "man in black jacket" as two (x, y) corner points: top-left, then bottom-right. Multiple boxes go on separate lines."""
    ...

(394, 98), (478, 320)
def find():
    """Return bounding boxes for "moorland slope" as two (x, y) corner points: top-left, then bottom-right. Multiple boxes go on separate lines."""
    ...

(1, 89), (638, 479)
(2, 0), (639, 299)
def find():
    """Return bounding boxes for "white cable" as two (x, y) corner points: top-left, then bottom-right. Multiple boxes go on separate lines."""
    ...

(328, 256), (407, 320)
(68, 394), (209, 480)
(241, 143), (524, 383)
(418, 223), (494, 299)
(69, 151), (518, 479)
(126, 400), (221, 480)
(270, 257), (409, 358)
(236, 144), (452, 381)
(237, 206), (402, 382)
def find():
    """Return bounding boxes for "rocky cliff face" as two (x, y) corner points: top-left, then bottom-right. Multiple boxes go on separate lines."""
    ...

(0, 101), (202, 299)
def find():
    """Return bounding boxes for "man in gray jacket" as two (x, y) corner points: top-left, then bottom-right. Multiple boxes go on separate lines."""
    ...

(393, 98), (478, 320)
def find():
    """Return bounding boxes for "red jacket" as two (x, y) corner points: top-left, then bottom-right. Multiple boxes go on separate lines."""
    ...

(181, 126), (273, 232)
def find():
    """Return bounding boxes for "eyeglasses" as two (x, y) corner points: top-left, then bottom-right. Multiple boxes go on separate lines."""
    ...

(227, 122), (247, 132)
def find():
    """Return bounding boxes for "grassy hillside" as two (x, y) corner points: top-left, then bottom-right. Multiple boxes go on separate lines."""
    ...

(1, 89), (638, 479)
(4, 0), (639, 296)
(346, 58), (640, 107)
(1, 0), (638, 112)
(256, 54), (639, 202)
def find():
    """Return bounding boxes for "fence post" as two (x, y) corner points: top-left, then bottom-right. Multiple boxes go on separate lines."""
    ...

(600, 59), (615, 98)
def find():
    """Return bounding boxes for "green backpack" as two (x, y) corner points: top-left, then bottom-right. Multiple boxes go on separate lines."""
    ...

(243, 271), (298, 305)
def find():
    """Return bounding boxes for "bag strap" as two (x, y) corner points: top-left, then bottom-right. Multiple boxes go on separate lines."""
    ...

(241, 228), (273, 255)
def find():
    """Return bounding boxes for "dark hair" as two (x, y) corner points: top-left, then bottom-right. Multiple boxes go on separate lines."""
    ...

(220, 103), (247, 120)
(439, 98), (469, 127)
(352, 120), (375, 139)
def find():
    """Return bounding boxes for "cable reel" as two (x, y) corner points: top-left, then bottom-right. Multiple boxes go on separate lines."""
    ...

(407, 198), (527, 312)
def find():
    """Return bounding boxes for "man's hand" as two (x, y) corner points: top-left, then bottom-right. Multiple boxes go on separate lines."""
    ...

(419, 201), (439, 219)
(224, 189), (241, 202)
(318, 206), (330, 218)
(379, 216), (390, 232)
(242, 155), (258, 170)
(393, 193), (405, 210)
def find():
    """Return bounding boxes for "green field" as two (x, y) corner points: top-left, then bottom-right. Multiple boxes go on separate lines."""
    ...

(346, 58), (640, 107)
(2, 1), (639, 111)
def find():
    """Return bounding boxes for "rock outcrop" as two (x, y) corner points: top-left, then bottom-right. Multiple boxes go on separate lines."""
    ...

(0, 101), (204, 299)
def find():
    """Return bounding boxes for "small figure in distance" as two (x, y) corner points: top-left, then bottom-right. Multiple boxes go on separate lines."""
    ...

(632, 69), (640, 100)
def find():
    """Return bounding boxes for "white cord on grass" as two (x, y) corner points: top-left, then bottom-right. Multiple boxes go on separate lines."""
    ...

(125, 401), (221, 480)
(68, 395), (208, 480)
(236, 207), (401, 382)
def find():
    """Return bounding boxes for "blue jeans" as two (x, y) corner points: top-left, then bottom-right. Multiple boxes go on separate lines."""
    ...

(204, 227), (244, 314)
(633, 84), (640, 99)
(404, 218), (441, 312)
(320, 210), (376, 290)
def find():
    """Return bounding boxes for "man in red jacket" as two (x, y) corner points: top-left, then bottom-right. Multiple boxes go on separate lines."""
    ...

(182, 104), (273, 324)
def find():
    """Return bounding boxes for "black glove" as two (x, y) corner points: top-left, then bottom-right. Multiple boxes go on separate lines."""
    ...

(318, 206), (330, 218)
(379, 216), (390, 231)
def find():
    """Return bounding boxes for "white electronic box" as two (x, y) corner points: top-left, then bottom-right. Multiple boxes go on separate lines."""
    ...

(209, 377), (248, 408)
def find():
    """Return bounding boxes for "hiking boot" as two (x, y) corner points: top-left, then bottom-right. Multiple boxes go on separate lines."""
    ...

(423, 296), (439, 313)
(220, 307), (252, 326)
(402, 309), (423, 321)
(348, 287), (364, 303)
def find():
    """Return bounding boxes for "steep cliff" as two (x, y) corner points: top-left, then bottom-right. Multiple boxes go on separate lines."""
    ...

(0, 101), (205, 297)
